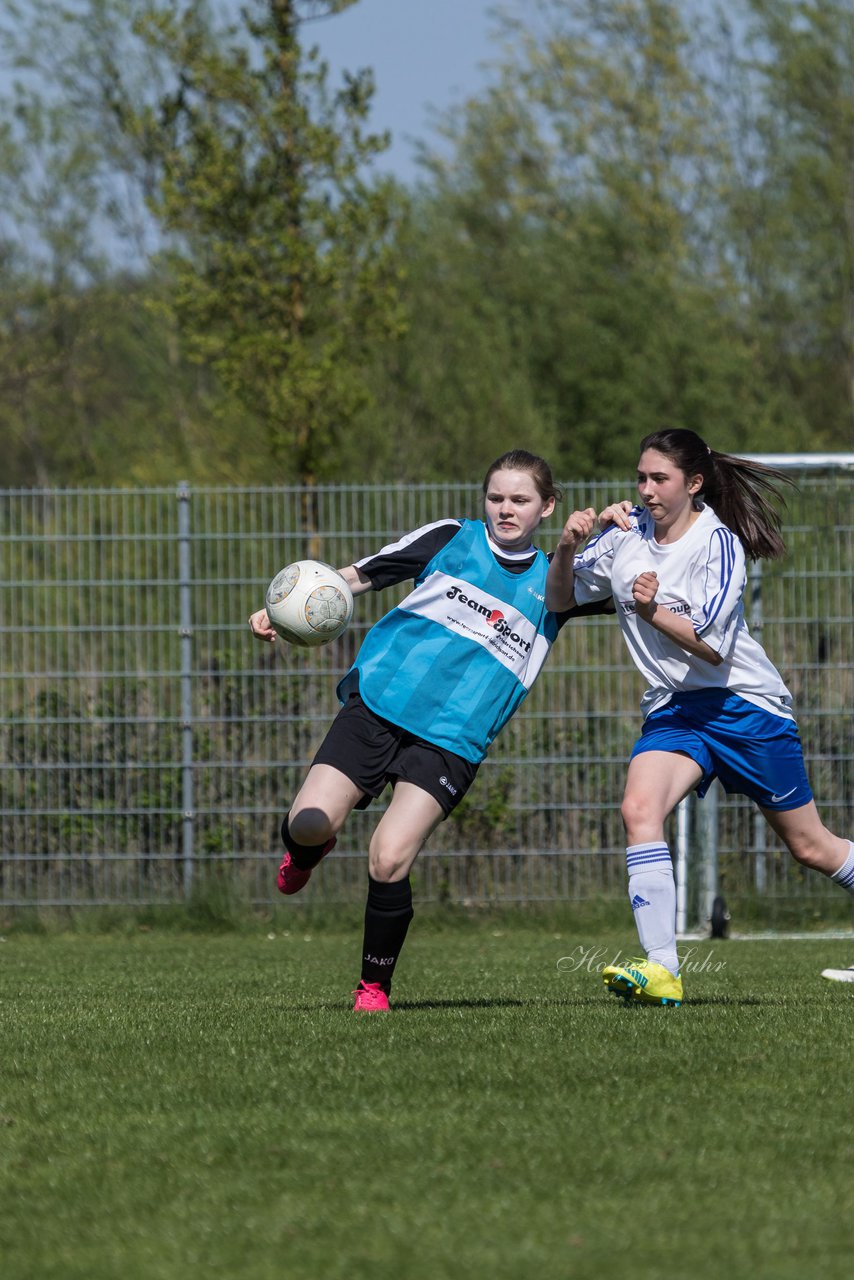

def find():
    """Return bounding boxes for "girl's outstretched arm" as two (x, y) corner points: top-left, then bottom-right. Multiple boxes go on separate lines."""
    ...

(336, 565), (373, 596)
(249, 565), (372, 642)
(545, 508), (597, 611)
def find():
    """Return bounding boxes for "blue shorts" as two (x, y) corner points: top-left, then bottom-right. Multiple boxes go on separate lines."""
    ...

(630, 689), (813, 811)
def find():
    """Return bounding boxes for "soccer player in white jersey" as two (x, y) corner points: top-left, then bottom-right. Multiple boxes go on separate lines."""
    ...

(249, 451), (604, 1011)
(546, 427), (854, 1006)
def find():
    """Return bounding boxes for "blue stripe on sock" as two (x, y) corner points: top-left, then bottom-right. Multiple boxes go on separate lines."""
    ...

(627, 853), (673, 868)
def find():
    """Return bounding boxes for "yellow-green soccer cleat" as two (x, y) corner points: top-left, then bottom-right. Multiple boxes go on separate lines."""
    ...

(602, 958), (683, 1006)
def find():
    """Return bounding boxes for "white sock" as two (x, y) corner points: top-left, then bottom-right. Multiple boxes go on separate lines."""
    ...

(830, 842), (854, 895)
(626, 843), (679, 976)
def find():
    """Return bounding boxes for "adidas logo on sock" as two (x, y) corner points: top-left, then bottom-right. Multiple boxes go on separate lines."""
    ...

(630, 893), (651, 911)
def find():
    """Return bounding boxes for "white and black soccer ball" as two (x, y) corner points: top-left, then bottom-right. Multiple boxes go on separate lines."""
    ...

(265, 560), (354, 648)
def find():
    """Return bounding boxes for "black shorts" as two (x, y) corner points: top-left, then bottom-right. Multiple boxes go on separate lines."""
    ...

(312, 693), (479, 816)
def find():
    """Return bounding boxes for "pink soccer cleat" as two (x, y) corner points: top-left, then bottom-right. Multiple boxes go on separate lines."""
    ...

(352, 980), (390, 1012)
(276, 837), (336, 896)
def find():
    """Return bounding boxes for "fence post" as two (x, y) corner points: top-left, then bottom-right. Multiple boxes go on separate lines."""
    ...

(748, 559), (768, 893)
(178, 483), (194, 897)
(697, 782), (720, 929)
(675, 796), (690, 935)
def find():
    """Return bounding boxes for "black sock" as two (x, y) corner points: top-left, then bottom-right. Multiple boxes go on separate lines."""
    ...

(361, 875), (414, 995)
(281, 815), (333, 871)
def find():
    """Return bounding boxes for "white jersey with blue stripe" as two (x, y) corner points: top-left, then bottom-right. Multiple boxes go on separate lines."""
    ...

(572, 503), (794, 720)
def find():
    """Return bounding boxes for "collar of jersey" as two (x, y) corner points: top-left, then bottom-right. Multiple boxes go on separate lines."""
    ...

(484, 526), (537, 563)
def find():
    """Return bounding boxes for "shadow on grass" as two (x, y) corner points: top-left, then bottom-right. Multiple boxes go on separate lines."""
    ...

(597, 994), (808, 1008)
(396, 994), (811, 1011)
(681, 995), (800, 1006)
(395, 997), (528, 1010)
(285, 993), (810, 1013)
(285, 997), (530, 1012)
(287, 995), (614, 1013)
(396, 994), (802, 1012)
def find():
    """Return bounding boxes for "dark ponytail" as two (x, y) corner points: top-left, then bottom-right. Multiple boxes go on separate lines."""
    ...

(639, 428), (793, 561)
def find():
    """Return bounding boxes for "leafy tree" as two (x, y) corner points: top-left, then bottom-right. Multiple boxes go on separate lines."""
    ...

(0, 81), (251, 485)
(366, 0), (782, 481)
(3, 0), (852, 487)
(105, 0), (406, 483)
(0, 78), (120, 483)
(729, 0), (854, 447)
(1, 0), (406, 485)
(0, 5), (192, 483)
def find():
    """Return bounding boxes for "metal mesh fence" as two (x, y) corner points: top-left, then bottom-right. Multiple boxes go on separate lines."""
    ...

(0, 476), (851, 920)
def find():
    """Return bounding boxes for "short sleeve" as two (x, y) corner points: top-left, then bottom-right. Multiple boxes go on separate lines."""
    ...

(692, 526), (747, 653)
(354, 520), (462, 590)
(572, 526), (620, 605)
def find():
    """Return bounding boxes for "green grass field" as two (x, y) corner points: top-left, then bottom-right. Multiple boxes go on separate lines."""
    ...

(1, 916), (852, 1280)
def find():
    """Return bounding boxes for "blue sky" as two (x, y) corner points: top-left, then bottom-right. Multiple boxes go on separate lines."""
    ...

(308, 0), (498, 181)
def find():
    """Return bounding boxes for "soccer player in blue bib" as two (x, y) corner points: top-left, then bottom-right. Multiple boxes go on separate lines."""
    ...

(546, 427), (854, 1007)
(250, 451), (601, 1010)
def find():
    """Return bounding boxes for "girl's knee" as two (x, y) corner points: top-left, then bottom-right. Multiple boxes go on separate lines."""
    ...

(773, 819), (843, 875)
(621, 790), (655, 835)
(368, 853), (407, 882)
(788, 840), (832, 873)
(287, 806), (335, 847)
(368, 836), (411, 882)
